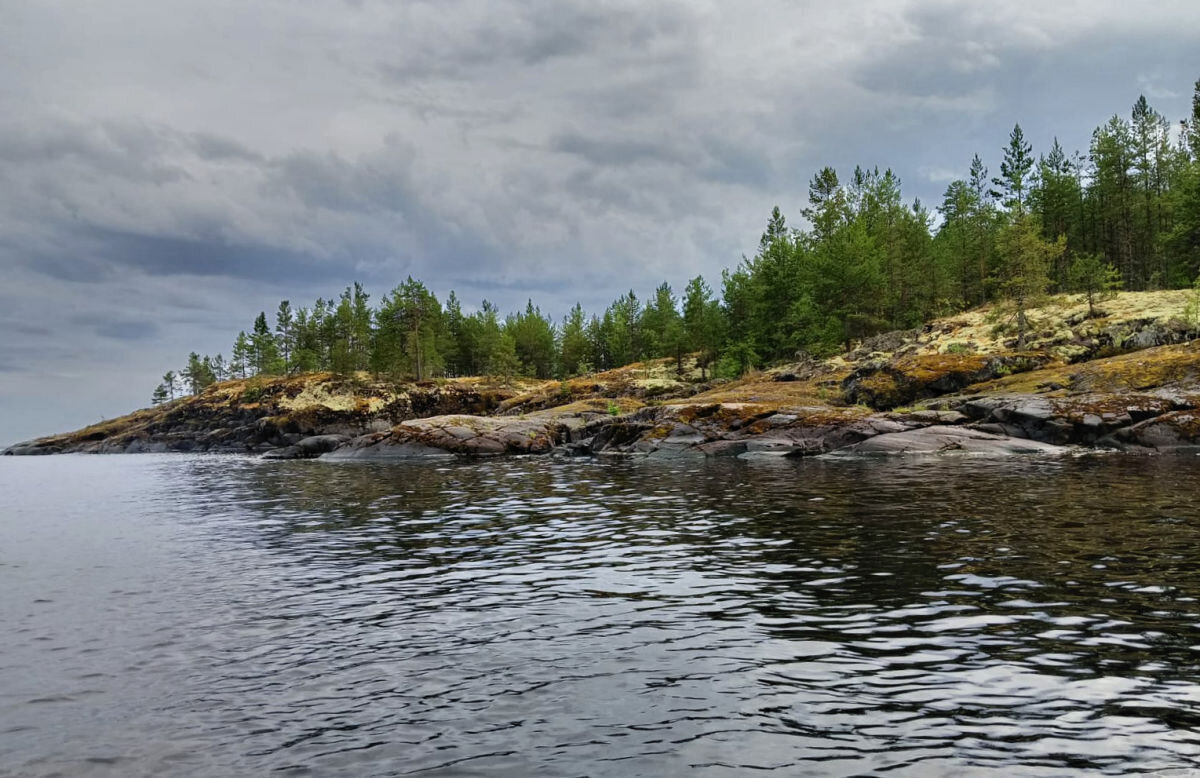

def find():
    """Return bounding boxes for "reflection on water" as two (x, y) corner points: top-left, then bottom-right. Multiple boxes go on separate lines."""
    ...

(2, 454), (1200, 776)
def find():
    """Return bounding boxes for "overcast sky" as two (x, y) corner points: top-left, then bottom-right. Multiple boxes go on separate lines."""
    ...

(1, 1), (1198, 445)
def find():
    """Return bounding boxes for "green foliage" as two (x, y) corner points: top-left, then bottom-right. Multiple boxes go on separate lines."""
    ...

(607, 401), (621, 416)
(1184, 275), (1200, 329)
(181, 352), (217, 395)
(683, 276), (722, 380)
(158, 78), (1200, 388)
(151, 383), (169, 406)
(992, 123), (1035, 213)
(488, 331), (521, 385)
(374, 278), (442, 380)
(251, 312), (281, 375)
(995, 216), (1067, 347)
(1069, 253), (1123, 316)
(718, 340), (758, 379)
(506, 300), (556, 378)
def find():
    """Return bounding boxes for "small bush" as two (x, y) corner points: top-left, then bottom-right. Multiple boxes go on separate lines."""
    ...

(607, 401), (621, 416)
(1184, 275), (1200, 329)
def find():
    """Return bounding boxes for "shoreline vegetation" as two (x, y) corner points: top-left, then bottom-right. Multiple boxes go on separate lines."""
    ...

(8, 79), (1200, 459)
(8, 289), (1200, 458)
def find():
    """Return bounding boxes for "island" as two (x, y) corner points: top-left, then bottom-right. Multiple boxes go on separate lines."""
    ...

(8, 290), (1200, 459)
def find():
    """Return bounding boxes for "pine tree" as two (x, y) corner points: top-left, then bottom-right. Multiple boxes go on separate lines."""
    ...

(374, 278), (443, 379)
(1167, 80), (1200, 283)
(441, 291), (465, 376)
(351, 282), (372, 370)
(231, 332), (251, 378)
(1069, 253), (1122, 318)
(507, 300), (557, 378)
(251, 313), (280, 375)
(968, 154), (999, 302)
(1035, 138), (1082, 286)
(996, 215), (1066, 348)
(182, 352), (216, 395)
(162, 370), (178, 400)
(639, 282), (682, 359)
(1091, 116), (1138, 284)
(275, 301), (294, 374)
(1131, 96), (1172, 285)
(559, 303), (590, 377)
(993, 123), (1035, 214)
(683, 276), (722, 380)
(488, 331), (521, 385)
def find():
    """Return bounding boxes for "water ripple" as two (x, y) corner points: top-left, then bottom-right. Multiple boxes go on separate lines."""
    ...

(2, 454), (1200, 776)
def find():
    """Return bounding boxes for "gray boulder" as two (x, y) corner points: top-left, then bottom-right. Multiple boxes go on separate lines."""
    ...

(835, 425), (1064, 456)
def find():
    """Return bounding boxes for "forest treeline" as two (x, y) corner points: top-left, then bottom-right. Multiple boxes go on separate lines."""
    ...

(154, 81), (1200, 403)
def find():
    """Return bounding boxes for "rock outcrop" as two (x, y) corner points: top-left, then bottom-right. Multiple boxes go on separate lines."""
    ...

(7, 292), (1200, 461)
(323, 415), (575, 459)
(1, 374), (529, 457)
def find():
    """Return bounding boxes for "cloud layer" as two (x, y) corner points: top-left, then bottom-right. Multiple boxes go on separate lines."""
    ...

(2, 0), (1198, 444)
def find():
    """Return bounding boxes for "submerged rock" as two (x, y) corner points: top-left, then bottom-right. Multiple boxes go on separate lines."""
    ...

(262, 434), (351, 460)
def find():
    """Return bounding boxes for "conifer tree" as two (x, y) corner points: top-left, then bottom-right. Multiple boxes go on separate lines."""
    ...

(275, 301), (293, 373)
(1069, 253), (1122, 317)
(558, 303), (590, 377)
(993, 123), (1035, 214)
(489, 331), (521, 385)
(151, 382), (169, 406)
(683, 276), (722, 380)
(231, 332), (251, 378)
(251, 313), (280, 375)
(996, 215), (1066, 347)
(162, 370), (178, 400)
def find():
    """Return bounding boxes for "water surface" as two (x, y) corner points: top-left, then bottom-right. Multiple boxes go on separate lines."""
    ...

(3, 453), (1200, 776)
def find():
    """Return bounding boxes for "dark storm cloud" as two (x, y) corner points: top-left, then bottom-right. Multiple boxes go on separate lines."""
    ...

(20, 227), (347, 285)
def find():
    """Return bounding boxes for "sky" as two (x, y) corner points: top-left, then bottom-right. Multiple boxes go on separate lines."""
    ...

(1, 0), (1198, 446)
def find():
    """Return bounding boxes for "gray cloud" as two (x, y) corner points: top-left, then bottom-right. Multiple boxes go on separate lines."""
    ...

(92, 320), (161, 342)
(1, 0), (1198, 445)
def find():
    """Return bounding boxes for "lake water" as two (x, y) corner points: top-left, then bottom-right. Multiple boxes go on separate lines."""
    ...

(3, 453), (1200, 776)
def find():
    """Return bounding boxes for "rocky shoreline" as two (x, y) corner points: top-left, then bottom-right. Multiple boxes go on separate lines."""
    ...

(7, 293), (1200, 461)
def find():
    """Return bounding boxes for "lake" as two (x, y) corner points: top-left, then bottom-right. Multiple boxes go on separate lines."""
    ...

(3, 453), (1200, 776)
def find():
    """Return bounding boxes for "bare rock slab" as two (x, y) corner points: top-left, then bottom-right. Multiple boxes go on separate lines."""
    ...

(835, 425), (1065, 456)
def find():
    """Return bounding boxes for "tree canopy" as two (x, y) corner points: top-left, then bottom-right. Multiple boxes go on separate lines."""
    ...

(155, 79), (1200, 400)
